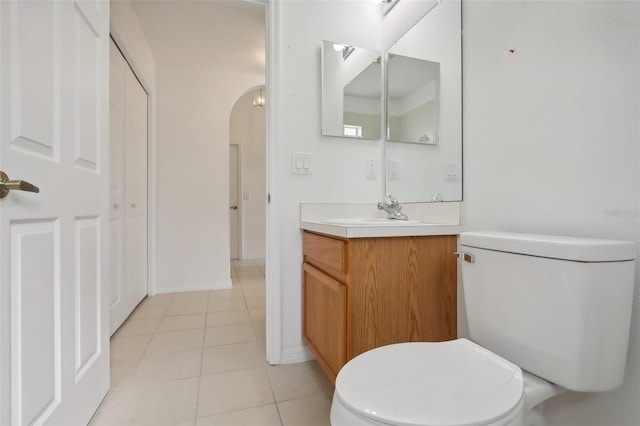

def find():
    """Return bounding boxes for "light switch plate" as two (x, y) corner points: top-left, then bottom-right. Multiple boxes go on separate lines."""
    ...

(366, 158), (378, 179)
(292, 152), (312, 175)
(388, 160), (400, 179)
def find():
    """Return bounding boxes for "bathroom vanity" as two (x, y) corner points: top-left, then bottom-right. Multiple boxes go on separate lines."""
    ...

(302, 228), (458, 383)
(308, 0), (463, 384)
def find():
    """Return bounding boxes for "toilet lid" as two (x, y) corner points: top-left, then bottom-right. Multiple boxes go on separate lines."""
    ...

(334, 339), (524, 426)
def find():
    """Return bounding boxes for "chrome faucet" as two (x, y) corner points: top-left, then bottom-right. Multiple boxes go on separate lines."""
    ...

(377, 193), (408, 220)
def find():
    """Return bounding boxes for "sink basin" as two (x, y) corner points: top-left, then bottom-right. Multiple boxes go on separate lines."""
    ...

(322, 218), (423, 226)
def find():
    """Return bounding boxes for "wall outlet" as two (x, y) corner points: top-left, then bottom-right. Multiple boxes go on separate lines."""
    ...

(366, 158), (378, 179)
(443, 161), (459, 181)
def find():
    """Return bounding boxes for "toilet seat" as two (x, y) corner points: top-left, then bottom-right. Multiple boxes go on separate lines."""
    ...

(333, 339), (524, 426)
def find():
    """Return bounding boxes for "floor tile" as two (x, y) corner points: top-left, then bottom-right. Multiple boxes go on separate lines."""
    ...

(171, 291), (210, 305)
(196, 403), (281, 426)
(89, 388), (126, 425)
(267, 361), (330, 402)
(207, 297), (247, 312)
(147, 328), (205, 353)
(252, 321), (266, 347)
(242, 287), (265, 299)
(133, 349), (203, 383)
(157, 313), (206, 333)
(197, 368), (274, 417)
(110, 334), (153, 361)
(208, 288), (244, 300)
(110, 357), (140, 389)
(165, 300), (208, 316)
(91, 377), (199, 425)
(206, 309), (251, 327)
(277, 392), (332, 426)
(249, 307), (265, 323)
(131, 303), (167, 320)
(245, 296), (265, 308)
(238, 277), (265, 287)
(201, 341), (264, 375)
(96, 270), (332, 426)
(238, 272), (264, 281)
(141, 293), (173, 306)
(114, 317), (161, 338)
(204, 323), (255, 346)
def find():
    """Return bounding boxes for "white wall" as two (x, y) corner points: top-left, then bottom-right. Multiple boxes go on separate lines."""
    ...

(462, 1), (640, 424)
(130, 1), (265, 293)
(274, 0), (384, 361)
(230, 90), (266, 259)
(272, 0), (446, 362)
(275, 0), (640, 422)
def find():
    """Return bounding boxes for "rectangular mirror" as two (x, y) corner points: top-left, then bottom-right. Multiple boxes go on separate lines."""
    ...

(385, 0), (461, 202)
(321, 41), (382, 140)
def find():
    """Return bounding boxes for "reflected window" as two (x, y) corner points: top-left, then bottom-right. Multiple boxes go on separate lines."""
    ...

(343, 124), (363, 138)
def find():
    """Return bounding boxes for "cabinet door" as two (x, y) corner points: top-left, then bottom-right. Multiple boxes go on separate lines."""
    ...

(302, 263), (347, 381)
(350, 235), (457, 356)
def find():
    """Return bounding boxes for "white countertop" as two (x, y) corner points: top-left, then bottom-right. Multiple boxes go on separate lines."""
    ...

(300, 220), (462, 238)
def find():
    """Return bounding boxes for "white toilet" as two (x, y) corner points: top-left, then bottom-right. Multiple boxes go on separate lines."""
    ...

(330, 231), (636, 426)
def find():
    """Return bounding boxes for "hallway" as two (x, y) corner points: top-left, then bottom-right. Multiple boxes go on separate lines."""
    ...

(90, 260), (332, 425)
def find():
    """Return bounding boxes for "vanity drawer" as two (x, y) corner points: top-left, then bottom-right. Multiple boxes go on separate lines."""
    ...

(303, 232), (347, 277)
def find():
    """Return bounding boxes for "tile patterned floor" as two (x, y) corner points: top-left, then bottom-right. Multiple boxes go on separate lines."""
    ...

(90, 259), (334, 426)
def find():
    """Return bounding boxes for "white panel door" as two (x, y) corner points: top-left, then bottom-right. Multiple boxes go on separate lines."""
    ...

(0, 1), (110, 425)
(109, 41), (148, 334)
(229, 144), (240, 259)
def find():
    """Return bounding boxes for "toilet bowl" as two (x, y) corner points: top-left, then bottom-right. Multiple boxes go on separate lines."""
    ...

(330, 339), (564, 426)
(330, 339), (527, 426)
(329, 232), (636, 426)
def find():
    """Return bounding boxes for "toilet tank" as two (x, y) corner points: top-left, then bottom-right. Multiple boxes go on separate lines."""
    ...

(459, 231), (636, 392)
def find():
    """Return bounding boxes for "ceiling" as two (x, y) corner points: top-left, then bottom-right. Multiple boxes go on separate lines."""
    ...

(129, 0), (266, 74)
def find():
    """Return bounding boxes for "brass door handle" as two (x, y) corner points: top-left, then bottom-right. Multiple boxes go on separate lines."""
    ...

(0, 171), (40, 199)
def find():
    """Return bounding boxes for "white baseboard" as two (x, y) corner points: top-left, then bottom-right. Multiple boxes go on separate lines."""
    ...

(279, 344), (314, 364)
(155, 280), (232, 294)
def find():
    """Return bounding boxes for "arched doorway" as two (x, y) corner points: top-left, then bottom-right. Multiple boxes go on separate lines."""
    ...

(229, 85), (266, 261)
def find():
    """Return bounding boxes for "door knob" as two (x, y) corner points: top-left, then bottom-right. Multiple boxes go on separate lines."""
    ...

(0, 171), (40, 199)
(230, 205), (238, 210)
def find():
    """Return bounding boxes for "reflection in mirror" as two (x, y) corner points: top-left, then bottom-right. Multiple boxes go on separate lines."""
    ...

(385, 0), (461, 203)
(387, 54), (439, 144)
(322, 41), (382, 140)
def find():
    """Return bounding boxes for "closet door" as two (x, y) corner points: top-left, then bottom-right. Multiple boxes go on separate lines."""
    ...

(124, 53), (148, 316)
(109, 40), (148, 334)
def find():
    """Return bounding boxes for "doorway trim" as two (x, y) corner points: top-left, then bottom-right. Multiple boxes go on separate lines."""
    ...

(265, 0), (282, 365)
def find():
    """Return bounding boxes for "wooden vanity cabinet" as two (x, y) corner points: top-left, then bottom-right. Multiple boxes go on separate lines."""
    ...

(302, 230), (457, 383)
